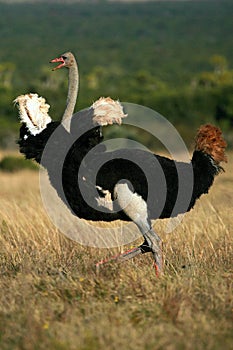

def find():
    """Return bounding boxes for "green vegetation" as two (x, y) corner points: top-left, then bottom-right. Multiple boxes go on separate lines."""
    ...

(0, 155), (38, 171)
(0, 1), (233, 147)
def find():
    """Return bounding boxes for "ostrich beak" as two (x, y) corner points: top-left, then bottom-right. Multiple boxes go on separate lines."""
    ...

(50, 56), (65, 70)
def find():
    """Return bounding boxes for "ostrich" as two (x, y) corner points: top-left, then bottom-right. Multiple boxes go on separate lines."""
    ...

(15, 54), (227, 274)
(15, 52), (126, 142)
(49, 52), (125, 129)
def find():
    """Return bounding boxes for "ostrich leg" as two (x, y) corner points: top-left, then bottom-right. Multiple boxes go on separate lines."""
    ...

(143, 229), (163, 274)
(96, 182), (163, 275)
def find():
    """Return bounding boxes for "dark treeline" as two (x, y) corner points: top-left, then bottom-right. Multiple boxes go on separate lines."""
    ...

(0, 1), (232, 148)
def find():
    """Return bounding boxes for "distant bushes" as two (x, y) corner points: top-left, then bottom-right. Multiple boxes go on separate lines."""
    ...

(0, 1), (233, 150)
(104, 81), (233, 148)
(0, 156), (38, 172)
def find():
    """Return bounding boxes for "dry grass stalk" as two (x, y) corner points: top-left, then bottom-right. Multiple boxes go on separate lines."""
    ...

(0, 156), (232, 349)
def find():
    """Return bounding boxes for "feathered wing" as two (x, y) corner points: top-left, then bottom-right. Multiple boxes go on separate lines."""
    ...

(15, 94), (127, 135)
(91, 97), (127, 126)
(15, 93), (128, 165)
(14, 93), (52, 136)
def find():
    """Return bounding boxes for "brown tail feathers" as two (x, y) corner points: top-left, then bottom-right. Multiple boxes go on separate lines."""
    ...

(195, 124), (227, 164)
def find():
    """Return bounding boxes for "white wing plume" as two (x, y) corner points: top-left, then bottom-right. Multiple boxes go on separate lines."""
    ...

(14, 93), (52, 136)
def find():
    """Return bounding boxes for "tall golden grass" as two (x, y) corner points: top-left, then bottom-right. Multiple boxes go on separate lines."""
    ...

(0, 155), (232, 350)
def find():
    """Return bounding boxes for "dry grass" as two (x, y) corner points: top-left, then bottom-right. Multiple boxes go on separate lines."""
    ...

(0, 155), (232, 350)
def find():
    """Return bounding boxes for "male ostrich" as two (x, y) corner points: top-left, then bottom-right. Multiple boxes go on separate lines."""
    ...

(16, 51), (126, 147)
(15, 53), (227, 274)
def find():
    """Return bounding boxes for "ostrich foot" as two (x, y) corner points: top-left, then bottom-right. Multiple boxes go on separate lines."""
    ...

(143, 230), (163, 275)
(95, 239), (163, 277)
(96, 246), (144, 273)
(112, 181), (163, 275)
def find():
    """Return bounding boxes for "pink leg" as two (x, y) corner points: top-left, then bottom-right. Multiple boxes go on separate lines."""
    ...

(95, 239), (163, 276)
(96, 246), (144, 273)
(96, 182), (163, 276)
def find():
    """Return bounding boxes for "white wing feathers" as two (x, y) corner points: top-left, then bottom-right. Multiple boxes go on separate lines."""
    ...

(91, 97), (127, 126)
(14, 94), (127, 136)
(14, 93), (52, 136)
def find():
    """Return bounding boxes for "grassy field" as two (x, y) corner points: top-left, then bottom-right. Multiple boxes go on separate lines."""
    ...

(0, 154), (232, 349)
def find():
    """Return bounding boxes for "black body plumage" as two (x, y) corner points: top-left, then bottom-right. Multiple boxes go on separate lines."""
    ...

(18, 121), (220, 223)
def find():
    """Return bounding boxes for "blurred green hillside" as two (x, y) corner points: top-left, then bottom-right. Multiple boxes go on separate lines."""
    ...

(0, 1), (232, 148)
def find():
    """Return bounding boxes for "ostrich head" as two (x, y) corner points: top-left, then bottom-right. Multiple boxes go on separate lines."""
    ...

(14, 93), (52, 136)
(50, 52), (76, 70)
